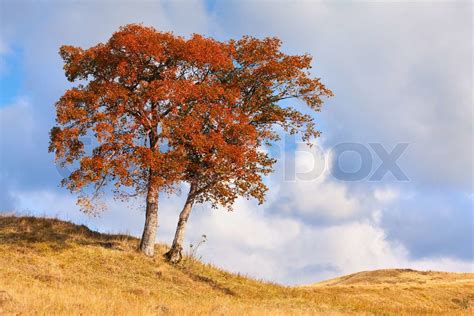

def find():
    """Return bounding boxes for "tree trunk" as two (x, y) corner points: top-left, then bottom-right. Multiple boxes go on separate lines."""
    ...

(139, 173), (159, 256)
(165, 184), (195, 263)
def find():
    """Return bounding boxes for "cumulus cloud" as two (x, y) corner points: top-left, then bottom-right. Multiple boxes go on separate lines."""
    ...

(182, 197), (472, 285)
(270, 142), (365, 222)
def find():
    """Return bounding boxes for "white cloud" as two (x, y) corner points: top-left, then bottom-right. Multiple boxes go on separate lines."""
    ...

(271, 143), (365, 221)
(374, 188), (399, 203)
(184, 197), (473, 284)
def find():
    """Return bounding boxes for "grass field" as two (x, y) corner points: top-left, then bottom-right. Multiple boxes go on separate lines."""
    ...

(0, 215), (472, 315)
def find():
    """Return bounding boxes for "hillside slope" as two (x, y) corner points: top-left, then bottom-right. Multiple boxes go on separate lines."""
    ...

(310, 268), (474, 287)
(0, 215), (472, 315)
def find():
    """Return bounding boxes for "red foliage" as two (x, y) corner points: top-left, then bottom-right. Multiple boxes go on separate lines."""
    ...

(49, 24), (332, 215)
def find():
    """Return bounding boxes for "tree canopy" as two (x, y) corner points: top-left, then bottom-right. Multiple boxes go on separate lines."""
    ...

(49, 24), (332, 256)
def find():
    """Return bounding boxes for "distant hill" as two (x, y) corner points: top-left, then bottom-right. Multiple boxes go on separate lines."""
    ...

(1, 215), (472, 315)
(309, 268), (474, 287)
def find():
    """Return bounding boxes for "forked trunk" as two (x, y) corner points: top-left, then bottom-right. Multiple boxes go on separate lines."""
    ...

(165, 185), (195, 263)
(139, 174), (159, 256)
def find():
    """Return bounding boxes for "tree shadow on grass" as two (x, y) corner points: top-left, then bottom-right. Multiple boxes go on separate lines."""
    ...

(179, 267), (237, 296)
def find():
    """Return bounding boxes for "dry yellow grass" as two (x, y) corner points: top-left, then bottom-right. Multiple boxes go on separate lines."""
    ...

(0, 215), (472, 315)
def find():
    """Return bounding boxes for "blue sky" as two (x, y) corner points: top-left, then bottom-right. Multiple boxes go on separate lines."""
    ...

(0, 0), (472, 284)
(0, 47), (23, 105)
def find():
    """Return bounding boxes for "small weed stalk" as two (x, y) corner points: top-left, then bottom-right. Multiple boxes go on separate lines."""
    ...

(183, 234), (207, 267)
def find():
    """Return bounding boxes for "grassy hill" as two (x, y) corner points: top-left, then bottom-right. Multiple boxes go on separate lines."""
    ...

(0, 215), (472, 315)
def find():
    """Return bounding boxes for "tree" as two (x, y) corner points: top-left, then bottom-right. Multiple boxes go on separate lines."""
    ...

(49, 24), (235, 256)
(164, 36), (333, 263)
(164, 93), (274, 263)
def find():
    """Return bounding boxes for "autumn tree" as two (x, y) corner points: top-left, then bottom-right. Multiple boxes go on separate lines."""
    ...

(49, 24), (235, 256)
(164, 93), (274, 263)
(49, 24), (331, 260)
(164, 36), (333, 263)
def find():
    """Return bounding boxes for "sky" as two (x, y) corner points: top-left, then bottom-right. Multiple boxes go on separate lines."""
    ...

(0, 0), (472, 285)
